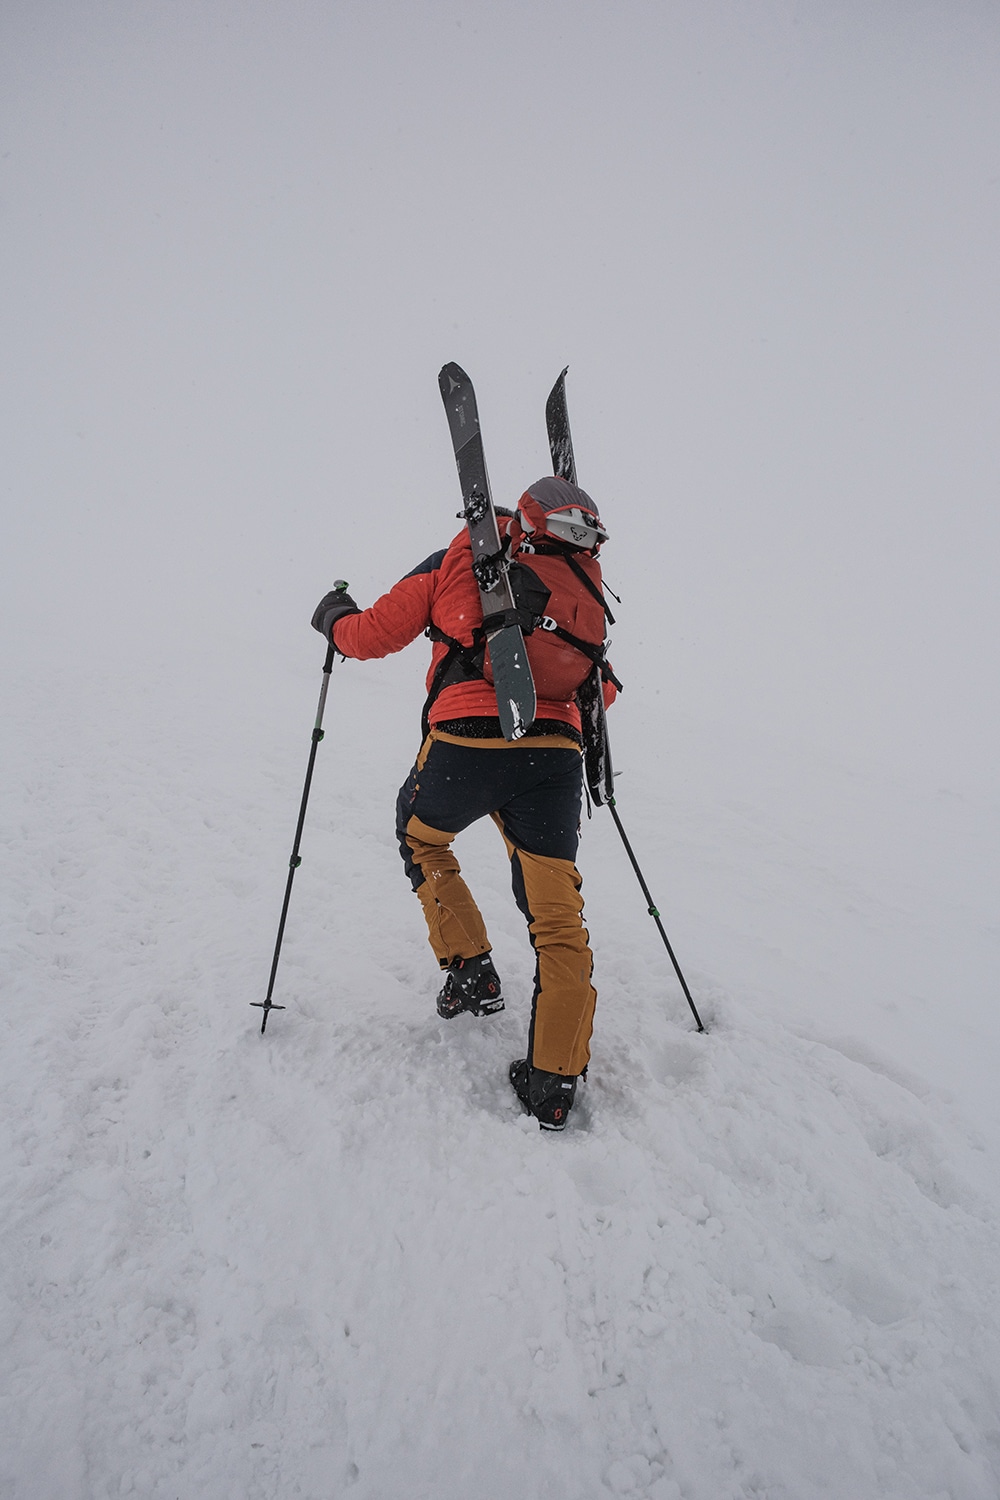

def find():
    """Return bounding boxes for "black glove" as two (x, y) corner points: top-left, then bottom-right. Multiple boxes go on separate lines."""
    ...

(311, 582), (360, 640)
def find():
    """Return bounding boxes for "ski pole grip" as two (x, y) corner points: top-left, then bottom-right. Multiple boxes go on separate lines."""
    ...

(321, 583), (350, 674)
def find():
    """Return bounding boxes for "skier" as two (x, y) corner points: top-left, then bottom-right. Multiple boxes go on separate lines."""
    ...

(311, 476), (616, 1130)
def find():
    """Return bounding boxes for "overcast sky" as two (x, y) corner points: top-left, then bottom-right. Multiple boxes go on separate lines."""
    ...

(3, 0), (998, 791)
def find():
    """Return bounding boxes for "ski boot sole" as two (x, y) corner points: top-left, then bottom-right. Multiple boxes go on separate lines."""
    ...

(436, 994), (505, 1021)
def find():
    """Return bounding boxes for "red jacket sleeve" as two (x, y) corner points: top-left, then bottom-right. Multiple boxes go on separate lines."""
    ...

(331, 561), (439, 660)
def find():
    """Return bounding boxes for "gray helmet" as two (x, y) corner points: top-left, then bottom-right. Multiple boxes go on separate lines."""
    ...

(517, 476), (609, 551)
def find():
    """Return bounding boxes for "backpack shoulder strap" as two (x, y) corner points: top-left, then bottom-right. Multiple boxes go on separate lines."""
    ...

(522, 539), (616, 625)
(561, 550), (616, 626)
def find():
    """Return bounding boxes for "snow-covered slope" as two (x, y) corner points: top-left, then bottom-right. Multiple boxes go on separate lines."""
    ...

(3, 650), (998, 1499)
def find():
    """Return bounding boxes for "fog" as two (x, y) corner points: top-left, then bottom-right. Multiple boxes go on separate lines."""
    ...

(3, 2), (998, 784)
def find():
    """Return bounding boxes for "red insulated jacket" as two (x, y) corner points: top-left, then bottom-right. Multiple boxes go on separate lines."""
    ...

(332, 516), (616, 733)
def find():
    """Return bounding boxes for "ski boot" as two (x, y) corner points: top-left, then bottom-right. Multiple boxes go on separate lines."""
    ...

(509, 1058), (578, 1131)
(436, 953), (504, 1020)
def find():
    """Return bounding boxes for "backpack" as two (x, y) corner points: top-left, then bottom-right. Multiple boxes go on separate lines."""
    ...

(422, 513), (621, 770)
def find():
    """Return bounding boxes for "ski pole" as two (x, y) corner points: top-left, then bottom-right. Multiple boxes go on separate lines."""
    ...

(606, 794), (705, 1032)
(252, 583), (347, 1034)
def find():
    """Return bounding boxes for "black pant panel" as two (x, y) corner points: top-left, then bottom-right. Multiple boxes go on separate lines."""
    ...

(396, 739), (583, 878)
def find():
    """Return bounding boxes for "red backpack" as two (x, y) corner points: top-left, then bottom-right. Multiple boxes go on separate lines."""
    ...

(504, 537), (613, 701)
(423, 503), (621, 733)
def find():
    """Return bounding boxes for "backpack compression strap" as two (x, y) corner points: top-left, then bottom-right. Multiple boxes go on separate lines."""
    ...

(537, 620), (623, 692)
(523, 540), (622, 689)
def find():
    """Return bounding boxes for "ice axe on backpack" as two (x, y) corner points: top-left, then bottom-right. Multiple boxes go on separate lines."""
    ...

(547, 370), (705, 1034)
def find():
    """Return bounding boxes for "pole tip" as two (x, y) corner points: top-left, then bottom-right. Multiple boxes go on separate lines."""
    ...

(250, 1000), (286, 1035)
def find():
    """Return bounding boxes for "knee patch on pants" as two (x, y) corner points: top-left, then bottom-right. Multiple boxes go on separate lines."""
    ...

(405, 814), (489, 967)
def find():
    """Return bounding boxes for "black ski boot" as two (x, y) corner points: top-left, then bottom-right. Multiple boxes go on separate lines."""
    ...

(436, 954), (504, 1020)
(509, 1058), (578, 1131)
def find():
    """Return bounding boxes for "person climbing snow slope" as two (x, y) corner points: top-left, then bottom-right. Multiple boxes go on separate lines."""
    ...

(312, 476), (618, 1130)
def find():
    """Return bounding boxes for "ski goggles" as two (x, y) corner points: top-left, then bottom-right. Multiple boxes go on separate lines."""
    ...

(543, 505), (610, 550)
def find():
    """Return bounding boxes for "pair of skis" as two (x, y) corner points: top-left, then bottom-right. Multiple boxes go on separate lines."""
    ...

(438, 363), (612, 801)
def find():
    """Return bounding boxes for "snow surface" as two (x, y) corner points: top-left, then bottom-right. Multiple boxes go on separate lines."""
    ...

(3, 646), (999, 1499)
(4, 3), (1000, 1496)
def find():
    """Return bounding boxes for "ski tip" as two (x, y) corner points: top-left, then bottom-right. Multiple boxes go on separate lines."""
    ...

(548, 367), (569, 401)
(439, 362), (470, 393)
